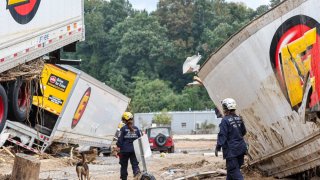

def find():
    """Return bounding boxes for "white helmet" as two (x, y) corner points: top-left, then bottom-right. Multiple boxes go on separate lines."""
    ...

(221, 98), (236, 110)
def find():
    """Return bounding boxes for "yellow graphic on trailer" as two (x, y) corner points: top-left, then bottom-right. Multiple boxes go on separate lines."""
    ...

(280, 28), (316, 107)
(7, 0), (28, 6)
(33, 64), (77, 115)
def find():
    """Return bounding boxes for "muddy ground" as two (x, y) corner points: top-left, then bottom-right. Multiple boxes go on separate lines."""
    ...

(0, 138), (274, 180)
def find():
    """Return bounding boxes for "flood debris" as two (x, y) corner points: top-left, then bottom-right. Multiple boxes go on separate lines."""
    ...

(174, 169), (227, 180)
(0, 174), (11, 180)
(162, 159), (210, 171)
(11, 153), (40, 180)
(2, 147), (14, 158)
(161, 169), (185, 177)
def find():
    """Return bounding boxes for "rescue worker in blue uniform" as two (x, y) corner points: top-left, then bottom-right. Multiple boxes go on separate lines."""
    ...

(215, 98), (247, 180)
(117, 112), (141, 180)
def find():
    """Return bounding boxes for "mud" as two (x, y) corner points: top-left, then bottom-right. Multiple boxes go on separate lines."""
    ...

(0, 139), (276, 180)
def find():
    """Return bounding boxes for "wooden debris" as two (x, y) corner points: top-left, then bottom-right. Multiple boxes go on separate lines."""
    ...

(11, 153), (40, 180)
(174, 169), (227, 180)
(2, 147), (14, 158)
(0, 59), (44, 82)
(70, 147), (74, 159)
(0, 157), (6, 163)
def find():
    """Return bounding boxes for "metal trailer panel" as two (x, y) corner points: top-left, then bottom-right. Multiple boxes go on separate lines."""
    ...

(199, 0), (320, 178)
(0, 0), (84, 73)
(51, 67), (130, 148)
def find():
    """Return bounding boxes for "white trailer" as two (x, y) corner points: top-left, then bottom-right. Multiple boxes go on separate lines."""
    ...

(199, 0), (320, 178)
(0, 0), (84, 72)
(0, 0), (85, 131)
(1, 64), (130, 153)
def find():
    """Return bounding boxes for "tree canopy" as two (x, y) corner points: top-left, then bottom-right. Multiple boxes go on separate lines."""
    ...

(67, 0), (275, 113)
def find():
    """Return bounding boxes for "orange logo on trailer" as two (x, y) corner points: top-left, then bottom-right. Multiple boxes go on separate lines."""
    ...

(6, 0), (41, 24)
(270, 15), (320, 111)
(71, 87), (91, 129)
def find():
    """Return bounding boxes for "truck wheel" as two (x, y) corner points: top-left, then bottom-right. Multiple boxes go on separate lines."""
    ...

(8, 78), (33, 122)
(155, 134), (167, 147)
(0, 84), (8, 132)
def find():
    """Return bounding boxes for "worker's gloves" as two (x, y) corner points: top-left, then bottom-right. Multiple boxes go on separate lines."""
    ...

(215, 148), (219, 157)
(215, 146), (221, 157)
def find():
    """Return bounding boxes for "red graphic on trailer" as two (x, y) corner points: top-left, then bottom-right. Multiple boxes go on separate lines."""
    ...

(6, 0), (41, 24)
(270, 15), (320, 112)
(71, 88), (91, 129)
(49, 76), (56, 84)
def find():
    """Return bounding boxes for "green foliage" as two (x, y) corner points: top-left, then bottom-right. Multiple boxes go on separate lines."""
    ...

(270, 0), (281, 8)
(153, 109), (172, 125)
(70, 0), (268, 113)
(176, 86), (215, 111)
(130, 72), (177, 112)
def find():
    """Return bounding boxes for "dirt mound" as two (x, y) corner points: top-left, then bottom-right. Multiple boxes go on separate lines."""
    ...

(161, 159), (210, 171)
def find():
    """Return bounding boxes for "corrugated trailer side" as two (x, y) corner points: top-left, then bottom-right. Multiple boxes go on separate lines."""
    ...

(51, 65), (130, 148)
(199, 0), (320, 178)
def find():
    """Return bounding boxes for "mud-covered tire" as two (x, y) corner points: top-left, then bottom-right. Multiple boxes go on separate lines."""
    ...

(8, 78), (33, 122)
(155, 134), (167, 147)
(0, 84), (8, 132)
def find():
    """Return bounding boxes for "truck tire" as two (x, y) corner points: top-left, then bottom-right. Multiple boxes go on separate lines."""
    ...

(0, 84), (8, 132)
(155, 134), (167, 147)
(8, 78), (33, 122)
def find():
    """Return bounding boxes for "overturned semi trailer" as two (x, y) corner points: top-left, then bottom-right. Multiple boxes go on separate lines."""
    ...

(199, 0), (320, 178)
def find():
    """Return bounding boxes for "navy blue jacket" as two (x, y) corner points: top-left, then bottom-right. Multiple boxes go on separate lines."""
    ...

(216, 114), (247, 159)
(116, 125), (141, 153)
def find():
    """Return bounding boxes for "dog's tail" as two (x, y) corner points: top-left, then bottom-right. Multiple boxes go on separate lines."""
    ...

(81, 152), (86, 163)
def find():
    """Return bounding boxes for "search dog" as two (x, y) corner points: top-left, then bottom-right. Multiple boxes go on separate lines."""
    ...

(76, 152), (89, 180)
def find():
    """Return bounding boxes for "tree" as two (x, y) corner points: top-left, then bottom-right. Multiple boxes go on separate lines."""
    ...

(130, 72), (178, 112)
(270, 0), (281, 8)
(68, 0), (267, 113)
(255, 5), (269, 16)
(176, 86), (215, 111)
(153, 109), (172, 125)
(103, 12), (176, 91)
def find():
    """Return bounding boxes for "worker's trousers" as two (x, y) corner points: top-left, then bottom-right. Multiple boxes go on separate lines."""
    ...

(226, 155), (244, 180)
(119, 152), (140, 180)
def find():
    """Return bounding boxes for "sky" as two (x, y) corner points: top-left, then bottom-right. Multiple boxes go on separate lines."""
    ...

(129, 0), (271, 12)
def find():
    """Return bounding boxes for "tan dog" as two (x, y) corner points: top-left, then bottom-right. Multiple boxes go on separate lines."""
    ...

(76, 152), (89, 180)
(111, 145), (120, 158)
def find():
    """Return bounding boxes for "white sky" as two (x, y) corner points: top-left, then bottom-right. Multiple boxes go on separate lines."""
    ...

(129, 0), (271, 12)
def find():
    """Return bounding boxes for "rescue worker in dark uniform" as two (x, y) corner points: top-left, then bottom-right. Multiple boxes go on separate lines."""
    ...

(215, 98), (247, 180)
(117, 112), (141, 180)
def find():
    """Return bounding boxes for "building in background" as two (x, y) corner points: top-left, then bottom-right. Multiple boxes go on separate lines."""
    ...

(134, 111), (221, 135)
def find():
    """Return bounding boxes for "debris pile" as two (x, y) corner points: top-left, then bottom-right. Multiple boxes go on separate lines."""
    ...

(162, 159), (210, 171)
